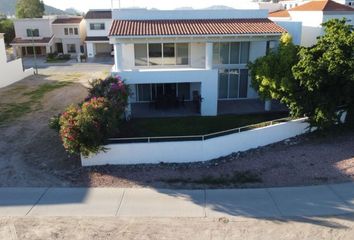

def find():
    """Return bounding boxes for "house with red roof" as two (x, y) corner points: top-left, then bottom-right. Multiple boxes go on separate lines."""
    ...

(270, 0), (354, 46)
(109, 9), (287, 117)
(11, 16), (86, 58)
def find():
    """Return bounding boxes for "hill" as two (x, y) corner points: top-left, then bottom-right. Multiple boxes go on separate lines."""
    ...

(0, 0), (69, 16)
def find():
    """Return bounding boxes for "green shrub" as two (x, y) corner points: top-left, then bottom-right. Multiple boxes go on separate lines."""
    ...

(46, 52), (57, 60)
(53, 76), (129, 157)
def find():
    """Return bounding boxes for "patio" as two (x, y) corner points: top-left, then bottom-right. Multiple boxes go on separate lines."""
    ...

(131, 99), (288, 118)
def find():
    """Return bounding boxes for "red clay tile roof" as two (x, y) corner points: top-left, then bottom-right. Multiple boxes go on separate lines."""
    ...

(288, 0), (354, 11)
(11, 36), (54, 45)
(109, 18), (286, 37)
(85, 10), (112, 19)
(52, 17), (83, 24)
(269, 10), (290, 18)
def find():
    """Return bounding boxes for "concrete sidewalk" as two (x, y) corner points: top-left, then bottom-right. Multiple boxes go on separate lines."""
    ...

(0, 183), (354, 218)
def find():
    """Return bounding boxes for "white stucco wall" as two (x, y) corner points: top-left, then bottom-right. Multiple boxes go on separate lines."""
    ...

(85, 19), (112, 37)
(271, 20), (302, 45)
(82, 118), (310, 166)
(0, 34), (33, 88)
(14, 18), (53, 39)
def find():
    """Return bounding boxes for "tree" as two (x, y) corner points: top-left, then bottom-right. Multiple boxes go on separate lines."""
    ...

(0, 18), (15, 45)
(16, 0), (45, 18)
(292, 18), (354, 129)
(249, 19), (354, 129)
(248, 33), (302, 115)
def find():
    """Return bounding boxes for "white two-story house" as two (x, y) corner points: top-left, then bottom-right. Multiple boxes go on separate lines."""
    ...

(85, 10), (113, 58)
(11, 18), (55, 57)
(109, 9), (286, 116)
(51, 16), (86, 56)
(11, 16), (86, 57)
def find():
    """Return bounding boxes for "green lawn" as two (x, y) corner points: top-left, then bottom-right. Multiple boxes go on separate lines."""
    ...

(0, 82), (71, 125)
(116, 112), (289, 138)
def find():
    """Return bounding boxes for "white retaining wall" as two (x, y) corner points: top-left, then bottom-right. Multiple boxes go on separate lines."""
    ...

(0, 59), (34, 88)
(0, 34), (33, 88)
(82, 118), (310, 166)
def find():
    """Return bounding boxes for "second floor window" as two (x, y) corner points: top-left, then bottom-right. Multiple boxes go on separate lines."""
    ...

(213, 42), (250, 65)
(134, 43), (189, 67)
(26, 29), (39, 37)
(64, 28), (79, 36)
(90, 23), (105, 30)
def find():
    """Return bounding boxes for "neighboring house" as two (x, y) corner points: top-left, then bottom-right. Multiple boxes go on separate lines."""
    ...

(270, 0), (354, 46)
(84, 10), (113, 58)
(51, 16), (86, 56)
(109, 9), (286, 116)
(0, 33), (33, 88)
(11, 18), (55, 58)
(11, 16), (86, 57)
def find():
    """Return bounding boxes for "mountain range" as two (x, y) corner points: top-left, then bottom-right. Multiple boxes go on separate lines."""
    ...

(0, 0), (70, 16)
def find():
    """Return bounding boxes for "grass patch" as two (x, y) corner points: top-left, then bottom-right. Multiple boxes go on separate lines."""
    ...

(117, 112), (289, 137)
(23, 82), (71, 101)
(0, 81), (71, 125)
(162, 171), (262, 186)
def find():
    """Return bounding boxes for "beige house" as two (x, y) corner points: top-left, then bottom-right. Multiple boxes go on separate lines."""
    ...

(11, 18), (55, 57)
(11, 16), (86, 57)
(51, 17), (86, 56)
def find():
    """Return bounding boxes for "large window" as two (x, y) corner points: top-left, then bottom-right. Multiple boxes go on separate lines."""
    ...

(213, 42), (250, 65)
(136, 83), (191, 102)
(64, 27), (79, 36)
(134, 44), (148, 66)
(134, 43), (189, 66)
(149, 43), (163, 65)
(218, 68), (249, 99)
(90, 23), (105, 30)
(26, 29), (39, 37)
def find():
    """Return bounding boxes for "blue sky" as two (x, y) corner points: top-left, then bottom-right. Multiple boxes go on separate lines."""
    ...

(43, 0), (255, 12)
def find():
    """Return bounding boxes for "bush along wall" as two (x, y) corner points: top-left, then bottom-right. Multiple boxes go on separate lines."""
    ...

(50, 76), (130, 157)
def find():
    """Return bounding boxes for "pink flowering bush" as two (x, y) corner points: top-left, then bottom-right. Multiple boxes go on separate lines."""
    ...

(53, 76), (129, 157)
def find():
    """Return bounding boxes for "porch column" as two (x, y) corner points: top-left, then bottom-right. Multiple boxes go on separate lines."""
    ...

(13, 46), (18, 58)
(45, 45), (51, 54)
(265, 100), (272, 111)
(201, 70), (218, 116)
(113, 43), (123, 72)
(86, 42), (96, 58)
(205, 42), (213, 70)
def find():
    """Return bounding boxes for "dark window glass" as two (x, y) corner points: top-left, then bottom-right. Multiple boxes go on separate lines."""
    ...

(239, 69), (248, 98)
(163, 43), (175, 65)
(134, 44), (148, 66)
(148, 43), (162, 65)
(218, 69), (229, 99)
(74, 28), (78, 35)
(177, 83), (190, 100)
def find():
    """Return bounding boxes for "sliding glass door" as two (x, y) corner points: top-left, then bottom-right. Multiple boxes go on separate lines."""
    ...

(218, 69), (249, 99)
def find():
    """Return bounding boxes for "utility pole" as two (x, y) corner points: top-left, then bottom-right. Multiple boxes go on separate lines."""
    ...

(31, 29), (38, 75)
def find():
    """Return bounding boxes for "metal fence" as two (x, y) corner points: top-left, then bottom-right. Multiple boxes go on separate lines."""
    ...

(107, 117), (294, 144)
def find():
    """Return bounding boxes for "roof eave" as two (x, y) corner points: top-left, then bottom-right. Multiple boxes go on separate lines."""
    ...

(108, 33), (284, 39)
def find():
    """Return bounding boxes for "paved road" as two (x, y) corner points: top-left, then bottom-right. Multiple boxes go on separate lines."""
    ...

(1, 183), (354, 218)
(22, 56), (114, 73)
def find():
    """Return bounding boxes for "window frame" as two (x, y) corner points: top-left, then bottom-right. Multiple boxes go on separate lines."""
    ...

(134, 43), (190, 67)
(26, 29), (39, 37)
(90, 23), (105, 30)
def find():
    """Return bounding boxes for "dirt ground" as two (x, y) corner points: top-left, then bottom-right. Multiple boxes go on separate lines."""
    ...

(0, 70), (354, 188)
(1, 215), (354, 240)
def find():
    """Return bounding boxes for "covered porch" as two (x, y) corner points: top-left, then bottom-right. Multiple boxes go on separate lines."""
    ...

(130, 99), (288, 118)
(11, 36), (55, 58)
